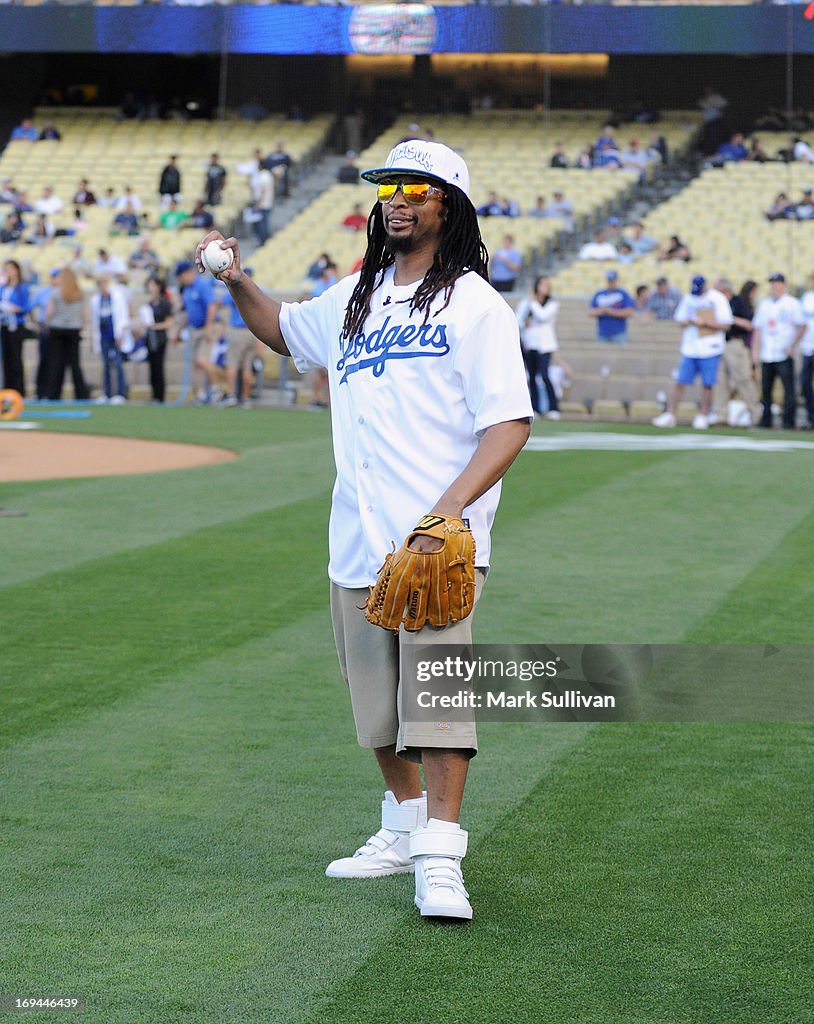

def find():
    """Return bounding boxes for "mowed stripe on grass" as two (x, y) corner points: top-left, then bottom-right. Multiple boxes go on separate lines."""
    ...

(2, 412), (812, 1023)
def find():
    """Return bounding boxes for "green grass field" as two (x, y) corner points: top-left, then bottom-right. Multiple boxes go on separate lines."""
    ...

(2, 409), (812, 1024)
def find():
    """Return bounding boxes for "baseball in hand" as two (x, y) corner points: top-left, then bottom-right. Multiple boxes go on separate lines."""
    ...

(201, 240), (234, 275)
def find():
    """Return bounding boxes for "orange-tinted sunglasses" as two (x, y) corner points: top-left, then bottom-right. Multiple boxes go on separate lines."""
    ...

(376, 180), (446, 206)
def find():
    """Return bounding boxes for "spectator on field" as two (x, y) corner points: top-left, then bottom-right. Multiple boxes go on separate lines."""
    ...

(159, 155), (182, 207)
(0, 259), (31, 395)
(266, 140), (292, 197)
(545, 190), (575, 231)
(578, 229), (617, 261)
(659, 235), (691, 262)
(135, 276), (174, 404)
(766, 192), (794, 221)
(73, 179), (96, 206)
(646, 276), (682, 320)
(516, 275), (560, 419)
(159, 199), (189, 231)
(589, 270), (635, 345)
(712, 277), (761, 427)
(793, 137), (814, 164)
(175, 259), (217, 402)
(34, 186), (64, 218)
(490, 234), (522, 293)
(112, 203), (140, 235)
(209, 267), (261, 408)
(10, 118), (38, 142)
(115, 186), (142, 214)
(476, 191), (504, 217)
(620, 138), (649, 176)
(27, 268), (59, 400)
(625, 221), (658, 255)
(93, 248), (127, 282)
(528, 195), (548, 219)
(794, 188), (814, 221)
(39, 121), (61, 142)
(753, 272), (806, 429)
(128, 236), (160, 273)
(204, 153), (227, 206)
(188, 200), (214, 231)
(653, 275), (733, 429)
(550, 142), (568, 169)
(342, 203), (367, 232)
(800, 272), (814, 429)
(337, 151), (360, 184)
(44, 266), (90, 402)
(90, 274), (131, 404)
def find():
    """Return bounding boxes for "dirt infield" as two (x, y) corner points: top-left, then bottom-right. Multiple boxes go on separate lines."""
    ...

(0, 430), (237, 481)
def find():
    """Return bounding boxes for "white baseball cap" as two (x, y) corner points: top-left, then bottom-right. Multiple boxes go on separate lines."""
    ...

(361, 141), (470, 198)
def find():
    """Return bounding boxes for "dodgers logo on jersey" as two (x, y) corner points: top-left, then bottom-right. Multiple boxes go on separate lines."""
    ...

(336, 315), (450, 384)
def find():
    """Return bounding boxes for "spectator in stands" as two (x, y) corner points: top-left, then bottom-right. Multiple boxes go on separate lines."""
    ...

(698, 86), (729, 153)
(793, 137), (814, 164)
(397, 123), (423, 145)
(98, 188), (117, 209)
(595, 125), (618, 151)
(91, 275), (130, 405)
(578, 229), (617, 262)
(112, 203), (140, 235)
(516, 275), (560, 419)
(574, 147), (593, 170)
(713, 132), (749, 165)
(545, 190), (574, 231)
(0, 259), (31, 395)
(500, 197), (521, 217)
(306, 252), (332, 281)
(128, 236), (160, 273)
(239, 95), (269, 122)
(490, 234), (522, 293)
(250, 158), (274, 245)
(187, 200), (214, 231)
(620, 138), (648, 177)
(117, 92), (144, 121)
(800, 273), (814, 430)
(625, 221), (657, 255)
(1, 211), (24, 244)
(0, 178), (15, 204)
(594, 144), (621, 169)
(617, 242), (635, 264)
(647, 130), (668, 164)
(13, 190), (32, 214)
(158, 199), (189, 231)
(115, 186), (142, 214)
(605, 216), (622, 246)
(10, 118), (39, 142)
(653, 275), (732, 429)
(26, 213), (56, 246)
(73, 179), (96, 206)
(476, 191), (504, 217)
(528, 195), (547, 219)
(204, 153), (227, 206)
(766, 192), (793, 221)
(550, 142), (568, 169)
(311, 262), (338, 299)
(748, 137), (770, 163)
(159, 156), (182, 207)
(794, 189), (814, 221)
(337, 151), (360, 185)
(753, 272), (806, 430)
(588, 270), (635, 345)
(93, 248), (127, 282)
(39, 121), (61, 142)
(646, 276), (682, 321)
(136, 276), (174, 404)
(341, 203), (367, 232)
(712, 278), (761, 427)
(44, 267), (89, 402)
(635, 285), (651, 311)
(658, 235), (691, 262)
(266, 141), (292, 197)
(34, 186), (64, 218)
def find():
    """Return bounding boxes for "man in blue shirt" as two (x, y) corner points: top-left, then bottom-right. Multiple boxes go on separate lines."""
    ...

(589, 270), (636, 344)
(490, 234), (522, 293)
(176, 260), (216, 401)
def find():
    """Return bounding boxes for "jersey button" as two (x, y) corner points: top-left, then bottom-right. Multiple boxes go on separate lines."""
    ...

(362, 461), (369, 469)
(366, 505), (374, 512)
(357, 416), (365, 425)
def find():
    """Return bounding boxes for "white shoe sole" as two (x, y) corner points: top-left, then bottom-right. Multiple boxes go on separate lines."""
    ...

(325, 862), (414, 879)
(414, 895), (473, 921)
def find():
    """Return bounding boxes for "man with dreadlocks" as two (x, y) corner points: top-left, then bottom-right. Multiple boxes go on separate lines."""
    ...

(195, 140), (531, 922)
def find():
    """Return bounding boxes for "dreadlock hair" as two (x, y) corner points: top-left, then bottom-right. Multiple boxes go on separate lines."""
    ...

(341, 185), (489, 342)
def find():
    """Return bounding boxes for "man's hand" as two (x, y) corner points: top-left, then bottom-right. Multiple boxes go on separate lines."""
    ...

(195, 232), (243, 285)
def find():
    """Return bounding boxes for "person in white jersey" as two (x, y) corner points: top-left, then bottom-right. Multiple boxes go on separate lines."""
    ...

(753, 272), (806, 430)
(653, 275), (732, 429)
(195, 140), (532, 922)
(799, 273), (814, 429)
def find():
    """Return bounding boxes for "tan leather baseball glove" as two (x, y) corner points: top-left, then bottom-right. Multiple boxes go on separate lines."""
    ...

(364, 513), (476, 633)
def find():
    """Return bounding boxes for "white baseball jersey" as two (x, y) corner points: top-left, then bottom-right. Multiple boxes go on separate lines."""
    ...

(800, 290), (814, 357)
(674, 289), (733, 358)
(279, 266), (532, 588)
(753, 294), (805, 362)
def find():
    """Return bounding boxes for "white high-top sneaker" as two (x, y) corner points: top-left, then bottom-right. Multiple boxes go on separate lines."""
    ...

(325, 791), (427, 878)
(409, 818), (472, 921)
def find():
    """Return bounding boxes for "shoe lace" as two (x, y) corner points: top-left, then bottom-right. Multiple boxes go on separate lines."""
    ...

(422, 857), (469, 898)
(354, 827), (400, 858)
